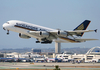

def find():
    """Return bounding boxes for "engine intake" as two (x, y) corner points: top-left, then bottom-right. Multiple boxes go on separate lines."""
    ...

(39, 31), (49, 37)
(57, 31), (67, 37)
(19, 33), (31, 39)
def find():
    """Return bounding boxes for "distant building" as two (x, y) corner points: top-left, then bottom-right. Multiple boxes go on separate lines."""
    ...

(32, 49), (41, 53)
(54, 46), (100, 63)
(0, 53), (4, 57)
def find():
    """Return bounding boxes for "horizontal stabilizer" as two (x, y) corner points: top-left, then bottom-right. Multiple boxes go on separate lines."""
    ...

(68, 30), (96, 33)
(75, 38), (98, 42)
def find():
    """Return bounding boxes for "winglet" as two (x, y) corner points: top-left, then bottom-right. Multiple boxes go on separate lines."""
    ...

(94, 29), (97, 33)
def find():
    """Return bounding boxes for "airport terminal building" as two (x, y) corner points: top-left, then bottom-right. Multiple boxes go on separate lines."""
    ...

(54, 46), (100, 62)
(0, 46), (100, 63)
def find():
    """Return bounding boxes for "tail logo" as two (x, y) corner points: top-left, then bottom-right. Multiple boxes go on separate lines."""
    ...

(77, 24), (84, 30)
(76, 24), (84, 35)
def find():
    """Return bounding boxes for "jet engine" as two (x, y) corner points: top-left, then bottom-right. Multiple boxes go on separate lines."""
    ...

(57, 31), (67, 37)
(19, 33), (31, 39)
(28, 31), (49, 38)
(39, 31), (49, 37)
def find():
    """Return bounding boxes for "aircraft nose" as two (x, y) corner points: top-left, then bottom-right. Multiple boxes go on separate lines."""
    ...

(3, 23), (7, 30)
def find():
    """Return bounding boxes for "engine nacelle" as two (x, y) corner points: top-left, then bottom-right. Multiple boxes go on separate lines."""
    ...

(28, 31), (49, 38)
(57, 31), (67, 37)
(39, 31), (49, 37)
(19, 33), (31, 39)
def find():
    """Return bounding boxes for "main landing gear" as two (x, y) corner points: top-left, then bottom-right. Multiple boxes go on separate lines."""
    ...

(36, 41), (40, 43)
(36, 40), (52, 44)
(36, 38), (52, 44)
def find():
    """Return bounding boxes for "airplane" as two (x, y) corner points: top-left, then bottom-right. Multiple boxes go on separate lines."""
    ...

(2, 20), (98, 44)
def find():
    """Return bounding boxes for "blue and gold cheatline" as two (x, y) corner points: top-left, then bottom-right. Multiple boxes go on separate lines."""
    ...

(15, 23), (46, 31)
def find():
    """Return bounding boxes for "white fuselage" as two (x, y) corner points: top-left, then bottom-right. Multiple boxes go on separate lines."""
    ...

(3, 20), (97, 43)
(3, 20), (67, 42)
(3, 20), (56, 38)
(2, 20), (81, 43)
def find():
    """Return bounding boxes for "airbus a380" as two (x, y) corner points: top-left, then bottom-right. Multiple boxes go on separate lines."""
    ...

(3, 20), (98, 44)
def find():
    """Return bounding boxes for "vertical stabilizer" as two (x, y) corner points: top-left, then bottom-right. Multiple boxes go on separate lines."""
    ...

(74, 20), (91, 37)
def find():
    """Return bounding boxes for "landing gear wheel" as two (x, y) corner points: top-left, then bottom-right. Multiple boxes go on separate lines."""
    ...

(36, 41), (40, 43)
(7, 30), (9, 35)
(7, 33), (9, 35)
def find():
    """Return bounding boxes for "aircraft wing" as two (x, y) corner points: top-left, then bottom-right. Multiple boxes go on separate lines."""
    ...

(27, 29), (98, 43)
(28, 29), (97, 38)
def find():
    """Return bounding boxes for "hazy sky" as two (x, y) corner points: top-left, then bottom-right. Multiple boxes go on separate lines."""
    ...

(0, 0), (100, 49)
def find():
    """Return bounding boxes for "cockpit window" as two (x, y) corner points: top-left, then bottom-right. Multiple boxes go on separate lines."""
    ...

(7, 22), (9, 24)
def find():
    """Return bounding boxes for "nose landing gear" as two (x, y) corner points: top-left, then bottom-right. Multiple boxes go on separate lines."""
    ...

(3, 27), (9, 35)
(7, 30), (9, 35)
(3, 27), (6, 30)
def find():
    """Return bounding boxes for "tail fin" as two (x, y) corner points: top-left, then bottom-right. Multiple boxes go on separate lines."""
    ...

(73, 20), (91, 37)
